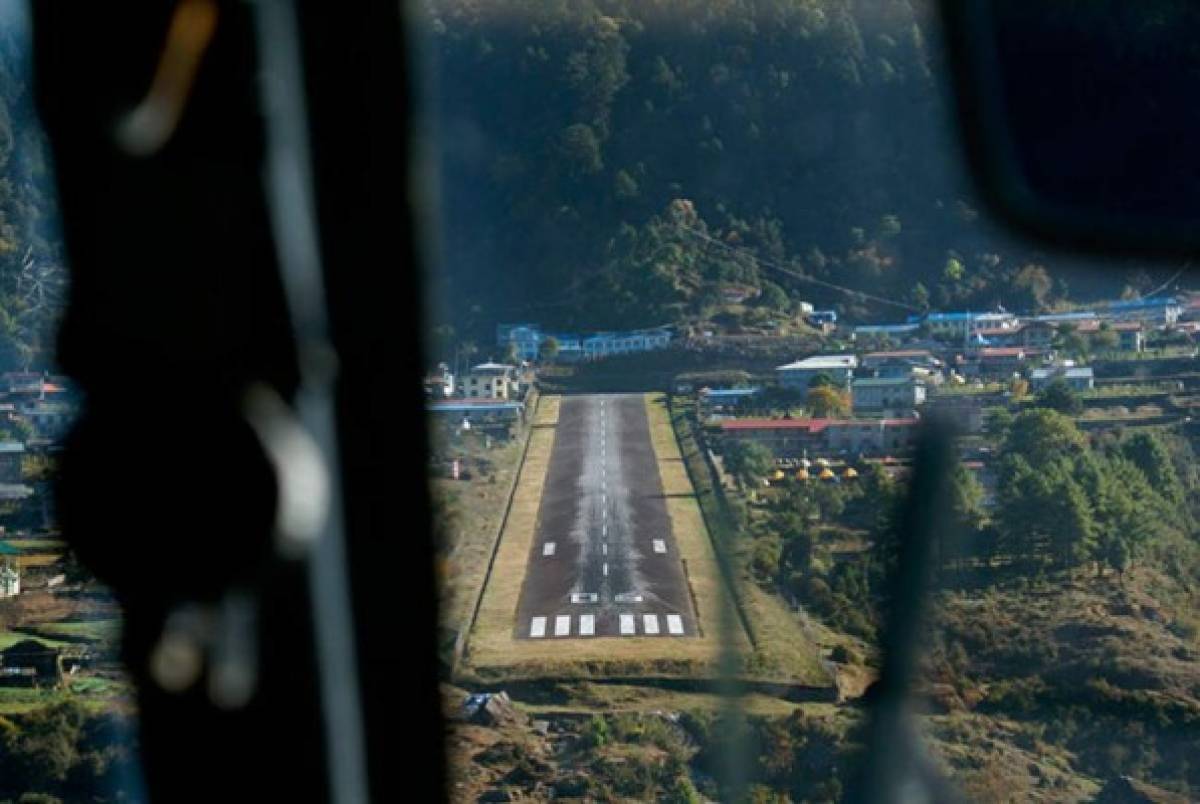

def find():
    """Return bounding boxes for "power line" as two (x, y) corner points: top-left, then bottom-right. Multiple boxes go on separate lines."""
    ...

(678, 224), (921, 313)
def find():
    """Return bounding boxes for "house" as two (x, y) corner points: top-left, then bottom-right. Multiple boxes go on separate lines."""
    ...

(0, 639), (61, 688)
(851, 377), (926, 412)
(861, 350), (941, 377)
(776, 355), (857, 390)
(963, 347), (1034, 379)
(807, 310), (837, 326)
(1030, 366), (1095, 392)
(423, 363), (455, 399)
(719, 417), (918, 458)
(581, 328), (672, 359)
(458, 362), (520, 400)
(698, 387), (761, 417)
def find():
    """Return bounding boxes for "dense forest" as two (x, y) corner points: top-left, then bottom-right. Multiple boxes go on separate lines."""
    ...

(420, 0), (1172, 339)
(0, 14), (62, 371)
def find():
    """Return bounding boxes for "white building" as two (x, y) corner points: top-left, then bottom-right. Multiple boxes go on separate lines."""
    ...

(851, 376), (927, 412)
(776, 355), (858, 390)
(1030, 366), (1095, 392)
(0, 565), (18, 598)
(458, 362), (520, 399)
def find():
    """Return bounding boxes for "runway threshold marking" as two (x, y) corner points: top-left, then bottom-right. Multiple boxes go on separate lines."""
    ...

(530, 617), (547, 638)
(543, 542), (556, 556)
(643, 614), (660, 635)
(580, 614), (595, 636)
(555, 615), (571, 637)
(652, 539), (666, 554)
(619, 613), (635, 635)
(666, 614), (685, 635)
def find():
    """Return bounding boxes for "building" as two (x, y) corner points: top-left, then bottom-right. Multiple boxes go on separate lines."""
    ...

(776, 355), (857, 390)
(1030, 366), (1095, 392)
(925, 394), (986, 434)
(963, 347), (1034, 379)
(851, 377), (926, 412)
(0, 564), (17, 598)
(0, 442), (22, 484)
(423, 363), (455, 399)
(698, 387), (761, 417)
(853, 323), (920, 339)
(458, 362), (520, 400)
(0, 639), (61, 688)
(861, 350), (941, 377)
(427, 398), (525, 440)
(497, 323), (670, 362)
(908, 311), (1017, 339)
(719, 417), (918, 458)
(1105, 297), (1182, 325)
(1076, 320), (1145, 352)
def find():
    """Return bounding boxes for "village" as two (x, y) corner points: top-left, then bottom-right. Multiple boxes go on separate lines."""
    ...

(0, 371), (125, 709)
(427, 293), (1200, 496)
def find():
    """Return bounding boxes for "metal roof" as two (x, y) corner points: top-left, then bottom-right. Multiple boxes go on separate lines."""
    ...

(776, 355), (858, 371)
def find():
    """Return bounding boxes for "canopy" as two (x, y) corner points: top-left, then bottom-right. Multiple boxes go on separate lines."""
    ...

(795, 469), (810, 481)
(819, 468), (836, 480)
(771, 469), (785, 481)
(843, 467), (859, 479)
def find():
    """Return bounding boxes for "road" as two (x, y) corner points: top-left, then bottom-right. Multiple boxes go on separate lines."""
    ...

(515, 394), (698, 639)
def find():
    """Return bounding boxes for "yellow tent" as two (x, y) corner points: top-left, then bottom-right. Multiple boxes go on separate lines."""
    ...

(772, 469), (785, 481)
(819, 467), (836, 480)
(795, 469), (810, 481)
(843, 466), (859, 479)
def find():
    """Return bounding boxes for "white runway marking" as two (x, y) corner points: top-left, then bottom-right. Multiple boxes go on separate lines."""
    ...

(571, 592), (598, 604)
(555, 615), (571, 637)
(602, 524), (607, 537)
(530, 617), (547, 638)
(652, 539), (666, 554)
(602, 562), (608, 576)
(603, 508), (608, 520)
(543, 542), (556, 556)
(667, 614), (684, 635)
(601, 543), (607, 555)
(619, 613), (635, 635)
(643, 614), (660, 635)
(580, 614), (595, 636)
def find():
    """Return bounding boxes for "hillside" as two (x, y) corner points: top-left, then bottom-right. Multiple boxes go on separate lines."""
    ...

(421, 0), (1168, 340)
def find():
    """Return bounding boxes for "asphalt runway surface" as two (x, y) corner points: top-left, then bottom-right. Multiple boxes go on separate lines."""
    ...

(515, 394), (698, 639)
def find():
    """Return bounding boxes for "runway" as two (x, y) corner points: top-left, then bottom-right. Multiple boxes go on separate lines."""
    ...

(514, 394), (698, 639)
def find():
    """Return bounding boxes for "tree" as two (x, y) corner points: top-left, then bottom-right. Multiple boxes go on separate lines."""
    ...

(1122, 431), (1185, 506)
(502, 341), (520, 365)
(538, 336), (560, 363)
(910, 281), (930, 311)
(1036, 379), (1083, 415)
(724, 440), (774, 488)
(806, 385), (850, 418)
(757, 281), (789, 311)
(1091, 322), (1119, 352)
(1002, 409), (1086, 468)
(1009, 377), (1029, 400)
(943, 256), (965, 283)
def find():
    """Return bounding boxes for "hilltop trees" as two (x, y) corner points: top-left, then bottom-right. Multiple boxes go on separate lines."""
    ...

(995, 410), (1187, 574)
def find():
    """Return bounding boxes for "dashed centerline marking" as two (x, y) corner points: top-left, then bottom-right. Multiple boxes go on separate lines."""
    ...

(602, 562), (609, 576)
(530, 617), (547, 638)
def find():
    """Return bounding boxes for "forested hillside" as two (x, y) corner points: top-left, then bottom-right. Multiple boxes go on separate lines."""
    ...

(0, 15), (62, 371)
(422, 0), (1160, 338)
